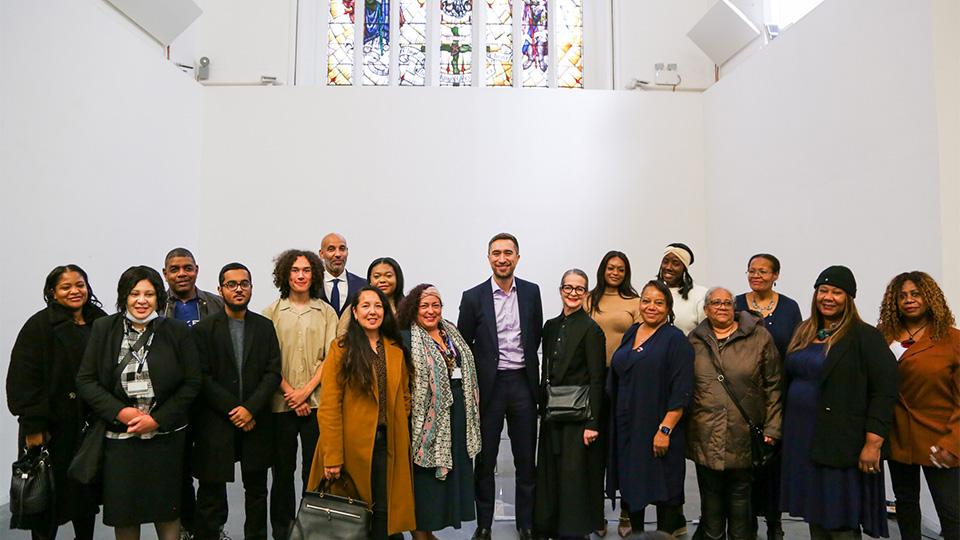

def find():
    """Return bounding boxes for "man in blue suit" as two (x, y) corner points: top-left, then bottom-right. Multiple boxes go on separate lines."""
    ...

(458, 233), (543, 540)
(318, 232), (366, 317)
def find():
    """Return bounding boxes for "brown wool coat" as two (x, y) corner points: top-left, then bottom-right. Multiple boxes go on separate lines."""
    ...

(307, 337), (416, 534)
(686, 312), (783, 470)
(889, 327), (960, 463)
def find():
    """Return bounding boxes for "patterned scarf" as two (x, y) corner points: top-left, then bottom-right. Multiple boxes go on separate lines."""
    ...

(409, 320), (482, 479)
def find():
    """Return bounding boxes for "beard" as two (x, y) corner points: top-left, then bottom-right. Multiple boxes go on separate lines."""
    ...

(225, 298), (250, 312)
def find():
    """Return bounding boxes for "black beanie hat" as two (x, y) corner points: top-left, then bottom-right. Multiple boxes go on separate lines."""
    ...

(814, 265), (857, 298)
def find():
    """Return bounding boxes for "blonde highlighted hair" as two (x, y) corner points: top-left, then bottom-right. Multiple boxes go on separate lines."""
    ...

(787, 287), (862, 354)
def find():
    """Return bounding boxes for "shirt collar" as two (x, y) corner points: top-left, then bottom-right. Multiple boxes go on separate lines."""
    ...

(490, 276), (517, 296)
(325, 271), (349, 284)
(277, 297), (329, 311)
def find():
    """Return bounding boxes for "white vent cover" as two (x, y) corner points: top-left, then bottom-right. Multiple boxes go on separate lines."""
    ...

(104, 0), (202, 46)
(687, 0), (761, 66)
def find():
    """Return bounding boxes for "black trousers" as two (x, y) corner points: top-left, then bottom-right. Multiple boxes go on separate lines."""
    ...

(695, 464), (753, 540)
(195, 468), (269, 540)
(474, 369), (537, 530)
(629, 502), (684, 534)
(30, 515), (95, 540)
(270, 410), (319, 540)
(889, 460), (959, 540)
(181, 424), (197, 533)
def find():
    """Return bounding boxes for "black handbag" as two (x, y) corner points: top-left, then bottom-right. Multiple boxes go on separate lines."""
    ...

(288, 473), (373, 540)
(68, 419), (106, 484)
(707, 349), (776, 468)
(10, 445), (54, 520)
(544, 346), (591, 423)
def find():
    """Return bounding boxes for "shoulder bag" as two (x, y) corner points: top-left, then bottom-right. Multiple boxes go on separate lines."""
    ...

(708, 344), (776, 468)
(10, 445), (54, 524)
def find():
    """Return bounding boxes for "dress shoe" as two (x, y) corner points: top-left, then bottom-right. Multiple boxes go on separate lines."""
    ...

(617, 516), (633, 538)
(517, 528), (535, 540)
(472, 527), (492, 540)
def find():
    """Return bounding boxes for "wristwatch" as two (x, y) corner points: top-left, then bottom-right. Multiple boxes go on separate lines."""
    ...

(659, 425), (672, 436)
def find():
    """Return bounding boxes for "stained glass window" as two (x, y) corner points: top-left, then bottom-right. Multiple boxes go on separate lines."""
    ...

(327, 0), (356, 86)
(521, 0), (548, 87)
(363, 0), (390, 86)
(398, 0), (427, 86)
(485, 0), (512, 87)
(439, 0), (473, 86)
(557, 0), (582, 88)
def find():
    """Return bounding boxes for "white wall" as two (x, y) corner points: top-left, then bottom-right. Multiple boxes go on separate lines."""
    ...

(0, 0), (203, 503)
(933, 0), (960, 304)
(703, 0), (948, 527)
(199, 87), (706, 320)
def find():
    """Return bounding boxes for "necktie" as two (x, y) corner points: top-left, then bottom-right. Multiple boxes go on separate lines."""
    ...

(331, 278), (341, 314)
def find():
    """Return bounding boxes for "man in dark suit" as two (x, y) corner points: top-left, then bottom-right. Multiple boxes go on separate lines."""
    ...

(458, 232), (543, 540)
(192, 262), (282, 540)
(318, 232), (366, 316)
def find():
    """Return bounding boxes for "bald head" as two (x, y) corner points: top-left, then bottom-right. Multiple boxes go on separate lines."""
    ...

(319, 232), (349, 277)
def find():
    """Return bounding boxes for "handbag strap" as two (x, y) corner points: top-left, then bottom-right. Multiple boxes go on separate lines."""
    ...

(706, 339), (758, 428)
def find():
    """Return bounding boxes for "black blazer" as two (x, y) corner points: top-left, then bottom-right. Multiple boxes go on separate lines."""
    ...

(75, 313), (201, 433)
(799, 321), (899, 468)
(457, 277), (543, 410)
(190, 310), (282, 481)
(320, 270), (367, 316)
(8, 303), (107, 435)
(540, 309), (606, 431)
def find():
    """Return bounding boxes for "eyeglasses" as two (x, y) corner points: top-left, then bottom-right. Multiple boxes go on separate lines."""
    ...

(561, 285), (587, 295)
(746, 269), (772, 277)
(708, 300), (734, 308)
(221, 280), (251, 291)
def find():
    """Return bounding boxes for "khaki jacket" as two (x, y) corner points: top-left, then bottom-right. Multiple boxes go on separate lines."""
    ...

(307, 337), (415, 534)
(686, 312), (783, 470)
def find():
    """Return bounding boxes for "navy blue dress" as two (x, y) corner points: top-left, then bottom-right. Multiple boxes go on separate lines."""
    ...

(606, 323), (694, 510)
(735, 293), (803, 360)
(780, 344), (889, 537)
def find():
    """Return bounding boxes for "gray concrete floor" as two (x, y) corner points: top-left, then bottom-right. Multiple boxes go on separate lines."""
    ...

(2, 435), (911, 540)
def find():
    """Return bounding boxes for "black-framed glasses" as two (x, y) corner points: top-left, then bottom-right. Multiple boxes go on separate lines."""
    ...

(221, 280), (252, 291)
(561, 285), (587, 295)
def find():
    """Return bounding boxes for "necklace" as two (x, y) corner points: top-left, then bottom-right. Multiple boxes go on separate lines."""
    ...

(903, 323), (928, 346)
(816, 322), (840, 341)
(750, 292), (776, 314)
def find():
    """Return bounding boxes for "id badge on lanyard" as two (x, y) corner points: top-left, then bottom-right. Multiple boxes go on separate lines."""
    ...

(127, 359), (151, 397)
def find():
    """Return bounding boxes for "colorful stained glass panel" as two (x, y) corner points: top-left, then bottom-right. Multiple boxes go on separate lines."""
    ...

(439, 0), (473, 86)
(521, 0), (548, 87)
(363, 0), (390, 86)
(399, 0), (427, 86)
(327, 0), (356, 86)
(557, 0), (583, 88)
(485, 0), (512, 86)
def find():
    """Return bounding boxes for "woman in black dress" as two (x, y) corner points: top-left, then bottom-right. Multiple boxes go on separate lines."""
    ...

(780, 266), (898, 539)
(534, 269), (607, 539)
(7, 265), (107, 540)
(607, 279), (694, 535)
(76, 266), (201, 540)
(397, 284), (482, 539)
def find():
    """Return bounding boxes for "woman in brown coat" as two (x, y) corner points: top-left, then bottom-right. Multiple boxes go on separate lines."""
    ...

(687, 287), (782, 540)
(308, 286), (416, 539)
(878, 271), (959, 540)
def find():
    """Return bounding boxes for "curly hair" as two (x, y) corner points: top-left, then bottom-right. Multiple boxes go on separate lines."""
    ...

(271, 249), (325, 299)
(396, 283), (436, 329)
(877, 271), (955, 342)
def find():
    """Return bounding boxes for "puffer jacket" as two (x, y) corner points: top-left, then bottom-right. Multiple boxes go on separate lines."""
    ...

(686, 311), (783, 470)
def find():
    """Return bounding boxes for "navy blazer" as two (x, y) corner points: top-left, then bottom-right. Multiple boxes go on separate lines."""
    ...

(320, 270), (367, 316)
(457, 277), (543, 411)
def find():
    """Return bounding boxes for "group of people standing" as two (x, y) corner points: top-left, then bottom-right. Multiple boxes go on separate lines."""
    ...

(7, 232), (958, 540)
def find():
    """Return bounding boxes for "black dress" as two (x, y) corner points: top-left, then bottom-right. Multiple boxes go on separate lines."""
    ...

(7, 302), (106, 531)
(534, 310), (607, 537)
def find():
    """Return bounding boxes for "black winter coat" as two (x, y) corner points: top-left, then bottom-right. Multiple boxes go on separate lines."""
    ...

(75, 314), (201, 433)
(7, 302), (106, 527)
(191, 310), (282, 481)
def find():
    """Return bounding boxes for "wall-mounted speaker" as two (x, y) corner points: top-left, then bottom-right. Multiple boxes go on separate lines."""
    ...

(687, 0), (761, 66)
(104, 0), (202, 46)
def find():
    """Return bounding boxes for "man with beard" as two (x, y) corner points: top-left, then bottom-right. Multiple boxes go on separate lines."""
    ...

(192, 263), (281, 540)
(458, 233), (543, 540)
(163, 247), (223, 539)
(162, 247), (224, 326)
(317, 232), (366, 317)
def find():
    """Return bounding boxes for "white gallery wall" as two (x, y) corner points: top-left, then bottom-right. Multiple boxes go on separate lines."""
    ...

(702, 0), (946, 325)
(0, 0), (203, 503)
(199, 87), (707, 320)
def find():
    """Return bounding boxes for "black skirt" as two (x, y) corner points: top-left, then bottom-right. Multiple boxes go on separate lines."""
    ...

(102, 430), (185, 526)
(412, 379), (476, 531)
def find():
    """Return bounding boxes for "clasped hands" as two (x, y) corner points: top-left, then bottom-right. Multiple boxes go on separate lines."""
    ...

(284, 386), (312, 417)
(116, 407), (159, 434)
(229, 406), (256, 432)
